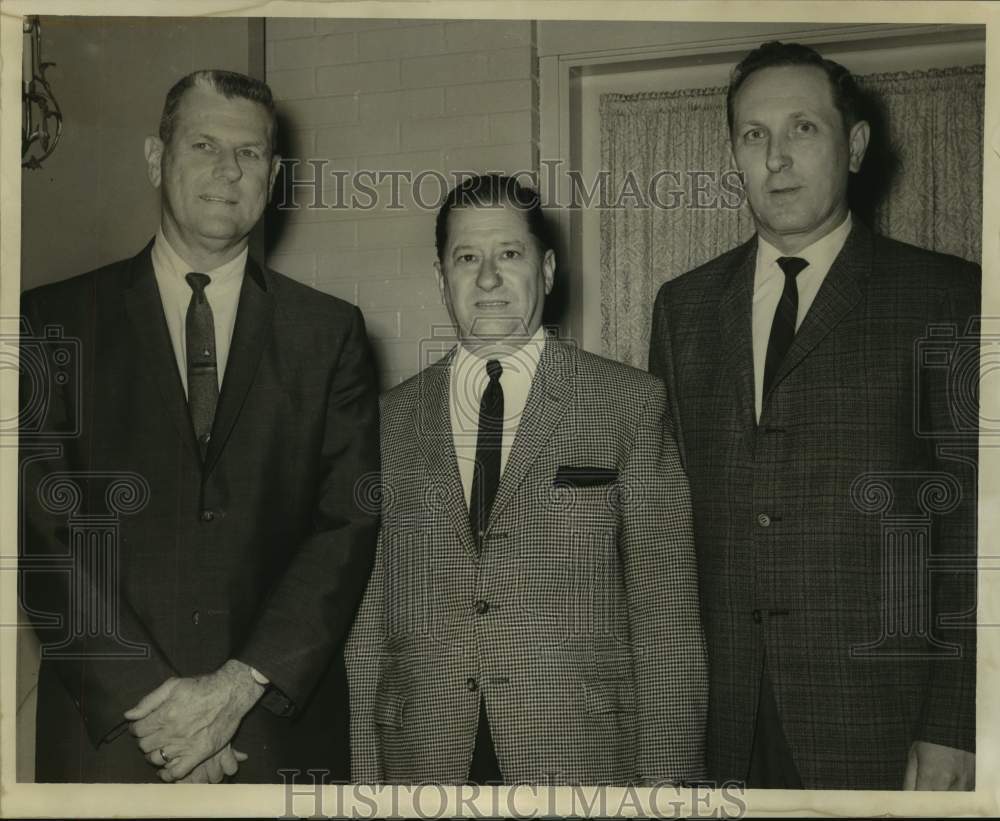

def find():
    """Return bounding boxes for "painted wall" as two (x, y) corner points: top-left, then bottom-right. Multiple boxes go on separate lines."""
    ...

(265, 17), (537, 389)
(20, 16), (255, 291)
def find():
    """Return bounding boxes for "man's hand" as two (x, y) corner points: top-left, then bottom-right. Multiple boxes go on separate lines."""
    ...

(124, 659), (265, 781)
(176, 745), (249, 784)
(903, 740), (975, 790)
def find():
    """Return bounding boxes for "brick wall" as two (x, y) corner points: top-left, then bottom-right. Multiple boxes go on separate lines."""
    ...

(265, 18), (538, 389)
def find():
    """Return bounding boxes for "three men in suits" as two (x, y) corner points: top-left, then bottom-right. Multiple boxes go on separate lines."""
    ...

(346, 174), (707, 785)
(648, 41), (978, 790)
(19, 70), (379, 782)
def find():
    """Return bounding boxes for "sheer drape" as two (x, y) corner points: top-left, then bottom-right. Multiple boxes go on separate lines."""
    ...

(599, 65), (984, 366)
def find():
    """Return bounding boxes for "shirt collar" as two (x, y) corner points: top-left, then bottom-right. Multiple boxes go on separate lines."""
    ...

(452, 325), (547, 389)
(152, 227), (248, 286)
(756, 211), (853, 279)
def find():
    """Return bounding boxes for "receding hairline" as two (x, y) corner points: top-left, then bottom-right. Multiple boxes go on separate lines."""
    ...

(159, 70), (278, 151)
(730, 64), (843, 127)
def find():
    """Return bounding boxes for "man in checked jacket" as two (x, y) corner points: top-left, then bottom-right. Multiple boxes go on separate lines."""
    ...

(649, 41), (979, 790)
(346, 174), (707, 785)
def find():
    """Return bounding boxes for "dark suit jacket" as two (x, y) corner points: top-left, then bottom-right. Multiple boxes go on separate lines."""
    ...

(347, 339), (708, 784)
(648, 221), (978, 790)
(19, 241), (379, 782)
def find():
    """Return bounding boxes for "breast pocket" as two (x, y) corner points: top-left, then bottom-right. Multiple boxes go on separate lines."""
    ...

(546, 475), (622, 528)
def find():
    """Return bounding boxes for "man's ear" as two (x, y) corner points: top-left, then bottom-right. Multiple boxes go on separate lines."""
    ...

(268, 153), (282, 199)
(848, 119), (871, 173)
(726, 134), (739, 172)
(144, 136), (164, 188)
(542, 249), (556, 295)
(434, 258), (446, 302)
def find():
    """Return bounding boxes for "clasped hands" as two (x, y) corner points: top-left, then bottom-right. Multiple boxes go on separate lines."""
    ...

(903, 740), (975, 790)
(124, 659), (265, 783)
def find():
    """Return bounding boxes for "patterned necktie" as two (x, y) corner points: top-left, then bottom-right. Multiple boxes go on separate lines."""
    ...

(763, 256), (809, 397)
(469, 359), (504, 551)
(185, 272), (218, 458)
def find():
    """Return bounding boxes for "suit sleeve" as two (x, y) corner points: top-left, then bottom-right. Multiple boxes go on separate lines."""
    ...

(916, 264), (980, 753)
(647, 283), (686, 469)
(620, 378), (708, 783)
(237, 305), (380, 714)
(344, 520), (387, 782)
(19, 290), (178, 747)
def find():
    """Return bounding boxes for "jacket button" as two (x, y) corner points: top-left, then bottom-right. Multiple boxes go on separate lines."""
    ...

(756, 513), (771, 528)
(466, 676), (478, 692)
(192, 610), (200, 625)
(752, 609), (762, 623)
(474, 599), (489, 615)
(200, 509), (215, 522)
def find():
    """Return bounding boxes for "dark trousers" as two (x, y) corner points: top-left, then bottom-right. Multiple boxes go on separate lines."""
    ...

(747, 662), (803, 789)
(468, 699), (503, 784)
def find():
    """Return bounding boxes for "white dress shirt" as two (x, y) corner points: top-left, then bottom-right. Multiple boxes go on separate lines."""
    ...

(151, 229), (246, 395)
(449, 327), (546, 507)
(752, 213), (853, 421)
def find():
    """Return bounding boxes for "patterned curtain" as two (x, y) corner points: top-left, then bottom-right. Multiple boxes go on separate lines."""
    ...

(599, 65), (985, 367)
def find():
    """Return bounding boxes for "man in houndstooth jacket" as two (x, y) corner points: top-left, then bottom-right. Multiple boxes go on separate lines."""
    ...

(346, 174), (707, 785)
(649, 42), (978, 790)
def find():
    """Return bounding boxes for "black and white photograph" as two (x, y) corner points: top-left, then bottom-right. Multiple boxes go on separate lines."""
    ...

(2, 1), (997, 817)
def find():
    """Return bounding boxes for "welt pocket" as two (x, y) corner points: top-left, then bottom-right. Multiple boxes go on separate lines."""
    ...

(582, 677), (636, 715)
(552, 466), (618, 488)
(373, 690), (406, 729)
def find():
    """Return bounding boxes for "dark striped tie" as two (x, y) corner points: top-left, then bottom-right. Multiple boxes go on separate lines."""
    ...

(185, 272), (218, 458)
(763, 256), (809, 396)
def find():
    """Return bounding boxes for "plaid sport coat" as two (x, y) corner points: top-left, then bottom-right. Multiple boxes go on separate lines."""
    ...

(346, 338), (708, 784)
(648, 220), (979, 790)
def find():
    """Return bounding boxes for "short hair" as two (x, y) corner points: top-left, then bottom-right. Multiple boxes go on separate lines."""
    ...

(726, 41), (865, 135)
(435, 174), (553, 262)
(158, 69), (277, 150)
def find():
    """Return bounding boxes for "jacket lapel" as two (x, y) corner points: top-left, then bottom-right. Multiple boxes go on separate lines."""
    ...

(718, 238), (758, 433)
(414, 350), (478, 557)
(203, 257), (274, 474)
(122, 241), (197, 451)
(767, 221), (871, 396)
(486, 336), (574, 530)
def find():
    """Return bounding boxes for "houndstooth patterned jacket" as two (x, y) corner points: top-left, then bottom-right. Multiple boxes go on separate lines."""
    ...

(346, 337), (707, 784)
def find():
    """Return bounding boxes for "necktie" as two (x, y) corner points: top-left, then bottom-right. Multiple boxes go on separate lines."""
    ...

(185, 272), (218, 458)
(763, 256), (809, 397)
(469, 359), (503, 551)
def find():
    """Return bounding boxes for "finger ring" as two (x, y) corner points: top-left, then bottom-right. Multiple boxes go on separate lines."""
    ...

(160, 748), (171, 763)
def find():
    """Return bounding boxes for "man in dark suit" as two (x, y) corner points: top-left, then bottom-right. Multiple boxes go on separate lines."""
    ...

(19, 69), (379, 783)
(346, 174), (707, 785)
(648, 42), (978, 790)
